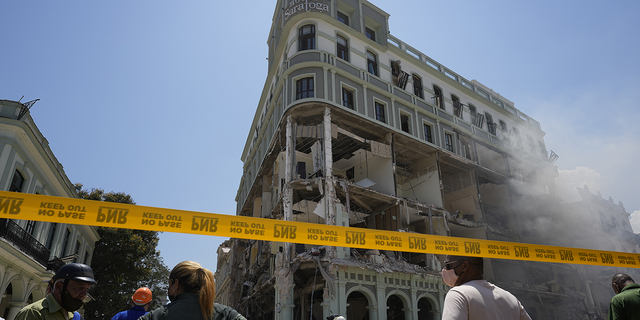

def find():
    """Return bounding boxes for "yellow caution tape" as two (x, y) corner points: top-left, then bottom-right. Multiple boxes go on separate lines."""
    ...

(2, 191), (639, 268)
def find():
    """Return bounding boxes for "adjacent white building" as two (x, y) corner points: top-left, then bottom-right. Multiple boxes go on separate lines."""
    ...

(0, 99), (99, 320)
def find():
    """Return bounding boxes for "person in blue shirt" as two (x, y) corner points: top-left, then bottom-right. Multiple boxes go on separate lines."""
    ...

(111, 287), (153, 320)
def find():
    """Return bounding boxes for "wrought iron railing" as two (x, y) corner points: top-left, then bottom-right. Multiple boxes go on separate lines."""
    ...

(0, 219), (50, 266)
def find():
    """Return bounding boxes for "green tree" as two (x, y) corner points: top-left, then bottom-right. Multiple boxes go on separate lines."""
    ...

(75, 184), (170, 320)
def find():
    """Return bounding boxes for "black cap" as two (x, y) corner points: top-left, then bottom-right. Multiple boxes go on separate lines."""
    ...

(53, 263), (97, 284)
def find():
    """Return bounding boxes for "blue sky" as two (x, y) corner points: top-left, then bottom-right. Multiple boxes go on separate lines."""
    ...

(2, 0), (639, 273)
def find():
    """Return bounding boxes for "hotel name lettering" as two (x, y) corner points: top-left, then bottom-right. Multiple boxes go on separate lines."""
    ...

(284, 0), (330, 20)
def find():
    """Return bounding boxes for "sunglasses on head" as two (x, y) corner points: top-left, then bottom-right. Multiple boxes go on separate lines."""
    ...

(443, 260), (465, 270)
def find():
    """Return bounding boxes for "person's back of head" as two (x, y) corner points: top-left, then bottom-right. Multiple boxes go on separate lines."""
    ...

(612, 273), (635, 294)
(132, 287), (153, 307)
(170, 261), (215, 319)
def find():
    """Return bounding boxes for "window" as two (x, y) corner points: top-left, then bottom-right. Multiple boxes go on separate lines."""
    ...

(337, 11), (349, 25)
(84, 250), (91, 264)
(337, 35), (349, 61)
(365, 27), (376, 41)
(10, 170), (24, 192)
(413, 75), (424, 99)
(485, 112), (496, 135)
(342, 87), (354, 109)
(62, 228), (71, 255)
(25, 220), (36, 235)
(375, 102), (386, 123)
(445, 133), (454, 152)
(469, 104), (477, 125)
(400, 113), (410, 133)
(424, 123), (433, 143)
(367, 51), (378, 76)
(296, 77), (314, 99)
(452, 95), (462, 118)
(45, 223), (58, 250)
(298, 25), (315, 51)
(433, 86), (444, 109)
(74, 240), (81, 262)
(499, 120), (507, 133)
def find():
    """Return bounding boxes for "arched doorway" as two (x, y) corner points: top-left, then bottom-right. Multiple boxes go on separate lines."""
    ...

(386, 295), (405, 320)
(346, 291), (369, 320)
(0, 283), (13, 319)
(417, 297), (434, 320)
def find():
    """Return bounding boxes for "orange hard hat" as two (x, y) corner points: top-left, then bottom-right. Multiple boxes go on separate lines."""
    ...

(132, 287), (152, 305)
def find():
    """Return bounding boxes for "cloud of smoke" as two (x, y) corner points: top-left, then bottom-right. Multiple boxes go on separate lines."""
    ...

(630, 210), (640, 233)
(555, 166), (601, 203)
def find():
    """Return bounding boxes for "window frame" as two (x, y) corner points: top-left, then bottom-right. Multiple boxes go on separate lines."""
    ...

(412, 74), (424, 99)
(452, 95), (462, 119)
(295, 76), (315, 100)
(298, 24), (316, 51)
(374, 100), (386, 123)
(10, 170), (25, 192)
(444, 131), (455, 153)
(433, 85), (444, 109)
(365, 27), (376, 42)
(337, 11), (350, 25)
(366, 50), (379, 77)
(341, 86), (355, 110)
(423, 122), (434, 143)
(469, 104), (477, 126)
(400, 111), (411, 134)
(485, 112), (496, 135)
(336, 34), (349, 62)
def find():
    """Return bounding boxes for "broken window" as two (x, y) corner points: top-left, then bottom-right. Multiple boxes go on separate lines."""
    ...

(342, 87), (354, 109)
(375, 101), (386, 123)
(296, 77), (314, 99)
(499, 120), (507, 133)
(485, 112), (496, 135)
(400, 113), (410, 133)
(433, 85), (444, 109)
(365, 27), (376, 41)
(298, 24), (315, 51)
(337, 35), (349, 61)
(469, 104), (477, 125)
(413, 74), (424, 99)
(10, 170), (24, 192)
(423, 123), (433, 143)
(445, 132), (454, 152)
(337, 11), (349, 25)
(367, 50), (378, 76)
(452, 94), (462, 119)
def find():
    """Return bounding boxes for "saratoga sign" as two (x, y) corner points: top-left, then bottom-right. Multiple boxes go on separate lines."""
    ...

(284, 0), (330, 20)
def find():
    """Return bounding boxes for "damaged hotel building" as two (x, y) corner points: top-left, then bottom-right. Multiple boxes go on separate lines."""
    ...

(215, 1), (640, 319)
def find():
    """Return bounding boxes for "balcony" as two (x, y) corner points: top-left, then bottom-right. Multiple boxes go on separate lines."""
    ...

(0, 219), (50, 266)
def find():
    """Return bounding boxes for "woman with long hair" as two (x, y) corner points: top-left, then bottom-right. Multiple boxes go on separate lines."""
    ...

(139, 261), (245, 320)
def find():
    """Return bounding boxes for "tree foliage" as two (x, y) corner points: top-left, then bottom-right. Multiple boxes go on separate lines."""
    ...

(75, 184), (170, 320)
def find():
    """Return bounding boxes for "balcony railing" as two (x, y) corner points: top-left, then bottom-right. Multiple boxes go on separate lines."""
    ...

(0, 219), (50, 266)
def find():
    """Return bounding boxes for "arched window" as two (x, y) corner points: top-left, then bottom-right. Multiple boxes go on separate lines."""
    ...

(296, 77), (314, 99)
(412, 74), (424, 99)
(485, 112), (496, 135)
(433, 86), (443, 109)
(452, 95), (462, 118)
(499, 120), (507, 133)
(367, 50), (378, 76)
(298, 25), (315, 51)
(337, 35), (349, 61)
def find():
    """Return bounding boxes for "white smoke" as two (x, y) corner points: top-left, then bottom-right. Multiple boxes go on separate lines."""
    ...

(630, 210), (640, 233)
(555, 166), (602, 203)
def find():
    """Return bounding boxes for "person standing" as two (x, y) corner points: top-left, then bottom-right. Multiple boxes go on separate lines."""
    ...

(111, 287), (153, 320)
(15, 263), (96, 320)
(139, 261), (246, 320)
(441, 255), (531, 320)
(609, 273), (640, 320)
